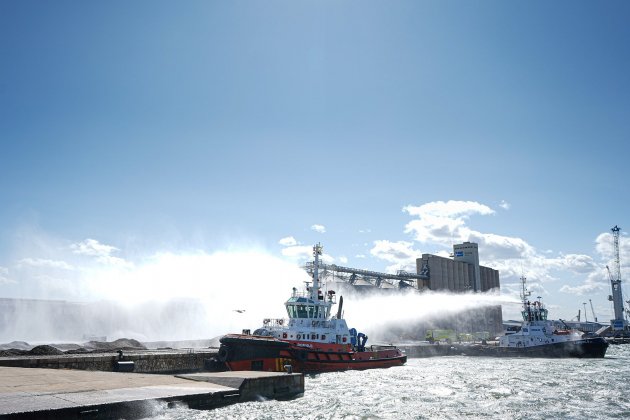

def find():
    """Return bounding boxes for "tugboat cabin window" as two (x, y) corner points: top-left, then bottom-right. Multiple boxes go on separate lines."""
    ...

(287, 297), (328, 319)
(286, 304), (312, 319)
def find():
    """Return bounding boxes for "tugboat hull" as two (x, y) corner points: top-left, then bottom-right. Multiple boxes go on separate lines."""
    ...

(217, 244), (407, 374)
(457, 337), (608, 358)
(219, 335), (407, 373)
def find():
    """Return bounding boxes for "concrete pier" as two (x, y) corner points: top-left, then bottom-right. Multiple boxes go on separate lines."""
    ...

(177, 371), (304, 401)
(0, 367), (303, 419)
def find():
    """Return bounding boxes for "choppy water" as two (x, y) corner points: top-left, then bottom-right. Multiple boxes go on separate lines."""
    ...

(148, 345), (630, 419)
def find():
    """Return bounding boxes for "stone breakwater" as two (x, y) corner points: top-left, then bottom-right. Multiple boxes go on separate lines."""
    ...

(0, 338), (224, 374)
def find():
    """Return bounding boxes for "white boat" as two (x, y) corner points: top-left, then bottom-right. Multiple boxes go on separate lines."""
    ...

(462, 276), (608, 358)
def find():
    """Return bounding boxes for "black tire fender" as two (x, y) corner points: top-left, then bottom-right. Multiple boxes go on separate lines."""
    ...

(218, 346), (230, 362)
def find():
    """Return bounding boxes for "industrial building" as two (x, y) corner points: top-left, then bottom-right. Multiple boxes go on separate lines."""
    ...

(308, 241), (504, 338)
(416, 242), (500, 293)
(415, 242), (503, 337)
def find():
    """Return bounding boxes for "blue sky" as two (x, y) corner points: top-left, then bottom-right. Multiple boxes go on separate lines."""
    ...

(1, 1), (630, 323)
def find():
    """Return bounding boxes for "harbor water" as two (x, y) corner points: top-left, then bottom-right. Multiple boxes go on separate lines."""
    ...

(149, 344), (630, 419)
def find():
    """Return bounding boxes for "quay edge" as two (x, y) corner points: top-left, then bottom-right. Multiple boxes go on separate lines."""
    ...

(0, 366), (303, 420)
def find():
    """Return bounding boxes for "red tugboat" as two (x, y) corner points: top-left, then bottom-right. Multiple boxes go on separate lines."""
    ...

(218, 244), (407, 373)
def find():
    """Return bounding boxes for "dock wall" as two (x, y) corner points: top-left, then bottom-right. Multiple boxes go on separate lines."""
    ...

(0, 350), (218, 374)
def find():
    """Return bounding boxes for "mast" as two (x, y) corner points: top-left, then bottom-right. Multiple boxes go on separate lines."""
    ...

(520, 276), (531, 306)
(311, 243), (323, 301)
(520, 276), (532, 322)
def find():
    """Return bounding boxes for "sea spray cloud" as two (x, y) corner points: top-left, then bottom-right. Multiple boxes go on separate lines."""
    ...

(340, 289), (519, 337)
(2, 247), (310, 342)
(0, 266), (12, 284)
(82, 250), (310, 340)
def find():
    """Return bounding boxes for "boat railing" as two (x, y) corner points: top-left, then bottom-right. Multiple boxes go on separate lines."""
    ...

(369, 344), (398, 351)
(291, 319), (332, 328)
(262, 318), (288, 327)
(291, 289), (336, 303)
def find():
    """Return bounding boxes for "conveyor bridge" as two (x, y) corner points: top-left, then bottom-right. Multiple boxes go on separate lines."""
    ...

(304, 262), (427, 290)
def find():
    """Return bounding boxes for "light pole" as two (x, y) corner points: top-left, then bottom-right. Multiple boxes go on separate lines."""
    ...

(583, 302), (588, 323)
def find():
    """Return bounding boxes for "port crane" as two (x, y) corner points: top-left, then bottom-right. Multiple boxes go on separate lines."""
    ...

(608, 225), (627, 332)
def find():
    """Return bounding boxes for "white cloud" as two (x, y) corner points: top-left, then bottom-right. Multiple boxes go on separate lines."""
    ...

(278, 236), (298, 246)
(403, 200), (532, 262)
(281, 245), (313, 260)
(403, 200), (495, 246)
(559, 282), (603, 296)
(369, 240), (419, 272)
(17, 258), (75, 270)
(372, 200), (617, 305)
(0, 266), (15, 284)
(311, 224), (326, 233)
(71, 238), (132, 268)
(71, 238), (119, 257)
(499, 200), (511, 210)
(338, 256), (349, 264)
(468, 232), (534, 260)
(547, 254), (596, 274)
(404, 200), (495, 218)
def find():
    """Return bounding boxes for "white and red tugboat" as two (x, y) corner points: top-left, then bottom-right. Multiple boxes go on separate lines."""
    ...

(218, 244), (407, 373)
